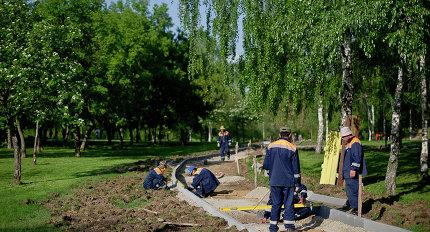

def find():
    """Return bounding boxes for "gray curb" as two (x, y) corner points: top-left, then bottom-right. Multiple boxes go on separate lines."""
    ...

(316, 206), (410, 232)
(308, 192), (410, 232)
(172, 148), (257, 232)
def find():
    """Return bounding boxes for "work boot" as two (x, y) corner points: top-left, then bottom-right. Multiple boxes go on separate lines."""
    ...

(285, 228), (297, 232)
(339, 204), (351, 212)
(349, 208), (358, 216)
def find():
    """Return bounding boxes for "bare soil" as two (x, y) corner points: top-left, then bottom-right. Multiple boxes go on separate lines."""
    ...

(46, 172), (240, 232)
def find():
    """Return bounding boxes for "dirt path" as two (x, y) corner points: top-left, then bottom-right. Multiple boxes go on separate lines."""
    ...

(182, 152), (366, 232)
(46, 171), (241, 232)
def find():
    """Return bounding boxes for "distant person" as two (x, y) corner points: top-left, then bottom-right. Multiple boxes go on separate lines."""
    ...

(185, 165), (220, 198)
(143, 161), (168, 190)
(217, 126), (232, 161)
(95, 128), (101, 140)
(262, 183), (312, 222)
(263, 127), (301, 232)
(339, 127), (367, 215)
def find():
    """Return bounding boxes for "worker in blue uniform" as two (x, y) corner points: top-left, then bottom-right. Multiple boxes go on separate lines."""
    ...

(262, 183), (311, 222)
(340, 126), (367, 215)
(143, 161), (168, 190)
(186, 165), (220, 198)
(217, 126), (232, 161)
(263, 127), (301, 232)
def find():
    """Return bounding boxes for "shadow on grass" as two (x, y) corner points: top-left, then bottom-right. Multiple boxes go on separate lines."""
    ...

(0, 142), (216, 159)
(73, 159), (158, 178)
(363, 141), (422, 186)
(362, 178), (430, 216)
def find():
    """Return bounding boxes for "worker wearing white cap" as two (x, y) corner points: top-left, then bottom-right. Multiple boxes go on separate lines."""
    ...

(340, 127), (367, 215)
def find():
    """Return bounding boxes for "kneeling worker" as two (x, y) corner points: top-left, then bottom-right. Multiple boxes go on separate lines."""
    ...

(143, 161), (168, 190)
(186, 165), (220, 198)
(262, 183), (311, 222)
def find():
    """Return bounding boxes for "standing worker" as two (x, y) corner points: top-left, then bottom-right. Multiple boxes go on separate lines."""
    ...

(340, 127), (367, 215)
(217, 126), (232, 161)
(143, 161), (169, 190)
(263, 127), (301, 232)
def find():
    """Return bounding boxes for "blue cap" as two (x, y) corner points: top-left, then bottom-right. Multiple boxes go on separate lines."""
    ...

(186, 165), (196, 175)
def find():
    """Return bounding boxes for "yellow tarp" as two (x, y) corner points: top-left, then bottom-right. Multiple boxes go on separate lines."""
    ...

(319, 131), (341, 185)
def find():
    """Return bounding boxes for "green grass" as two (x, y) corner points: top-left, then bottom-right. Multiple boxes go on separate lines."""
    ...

(0, 142), (216, 232)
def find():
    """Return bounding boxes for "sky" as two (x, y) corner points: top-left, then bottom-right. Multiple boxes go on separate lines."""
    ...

(106, 0), (244, 58)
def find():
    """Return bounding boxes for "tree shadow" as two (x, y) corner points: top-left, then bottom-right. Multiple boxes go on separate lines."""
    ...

(298, 215), (324, 231)
(362, 179), (430, 216)
(73, 159), (158, 178)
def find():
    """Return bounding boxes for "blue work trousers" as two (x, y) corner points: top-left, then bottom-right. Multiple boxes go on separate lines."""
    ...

(269, 186), (295, 231)
(219, 144), (230, 160)
(345, 178), (359, 209)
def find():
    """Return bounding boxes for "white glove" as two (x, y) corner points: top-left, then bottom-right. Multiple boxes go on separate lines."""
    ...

(228, 142), (231, 146)
(217, 143), (220, 147)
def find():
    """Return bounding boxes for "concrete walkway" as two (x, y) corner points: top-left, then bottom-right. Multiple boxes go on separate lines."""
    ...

(174, 149), (410, 232)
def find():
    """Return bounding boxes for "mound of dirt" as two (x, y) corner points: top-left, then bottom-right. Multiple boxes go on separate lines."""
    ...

(46, 172), (240, 232)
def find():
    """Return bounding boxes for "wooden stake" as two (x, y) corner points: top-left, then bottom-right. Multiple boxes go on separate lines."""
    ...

(235, 156), (240, 175)
(142, 208), (158, 215)
(358, 174), (363, 217)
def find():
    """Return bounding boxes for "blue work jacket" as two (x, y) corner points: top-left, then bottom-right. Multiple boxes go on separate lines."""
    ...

(143, 168), (166, 190)
(217, 131), (231, 147)
(191, 168), (220, 195)
(342, 137), (368, 179)
(263, 138), (301, 187)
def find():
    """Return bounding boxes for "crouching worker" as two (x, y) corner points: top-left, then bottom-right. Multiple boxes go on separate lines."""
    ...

(143, 161), (169, 190)
(185, 165), (220, 198)
(262, 183), (312, 222)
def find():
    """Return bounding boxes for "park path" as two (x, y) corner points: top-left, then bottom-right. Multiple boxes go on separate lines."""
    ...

(179, 150), (366, 232)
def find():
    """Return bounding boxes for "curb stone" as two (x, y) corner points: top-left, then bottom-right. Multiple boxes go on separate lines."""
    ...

(172, 148), (257, 232)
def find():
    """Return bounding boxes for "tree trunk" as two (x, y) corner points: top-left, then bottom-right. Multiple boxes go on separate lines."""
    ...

(383, 111), (388, 146)
(7, 128), (12, 149)
(316, 98), (324, 154)
(136, 122), (141, 143)
(32, 121), (40, 165)
(107, 127), (113, 144)
(340, 37), (353, 126)
(419, 55), (428, 179)
(74, 127), (81, 157)
(189, 129), (192, 142)
(365, 95), (375, 141)
(119, 128), (124, 148)
(16, 119), (26, 158)
(62, 126), (69, 146)
(129, 126), (134, 145)
(371, 105), (375, 140)
(54, 127), (59, 141)
(385, 61), (404, 196)
(208, 122), (212, 142)
(12, 129), (21, 184)
(80, 126), (93, 151)
(325, 110), (329, 141)
(262, 122), (265, 140)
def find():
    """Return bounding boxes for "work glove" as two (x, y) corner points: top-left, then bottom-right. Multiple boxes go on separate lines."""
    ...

(217, 143), (220, 147)
(186, 186), (194, 191)
(228, 142), (231, 146)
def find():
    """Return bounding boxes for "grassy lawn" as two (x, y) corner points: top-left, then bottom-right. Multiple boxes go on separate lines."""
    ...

(248, 140), (429, 232)
(0, 142), (216, 232)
